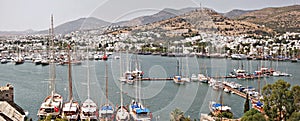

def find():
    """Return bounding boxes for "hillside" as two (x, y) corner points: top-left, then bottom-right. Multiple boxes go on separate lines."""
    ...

(222, 9), (254, 19)
(115, 7), (197, 26)
(235, 5), (300, 33)
(126, 8), (273, 37)
(37, 17), (110, 34)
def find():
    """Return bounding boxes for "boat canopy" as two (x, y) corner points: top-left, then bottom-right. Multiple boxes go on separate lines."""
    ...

(101, 106), (113, 110)
(256, 101), (263, 107)
(131, 104), (139, 109)
(212, 103), (222, 108)
(63, 106), (78, 112)
(136, 108), (150, 114)
(82, 107), (97, 112)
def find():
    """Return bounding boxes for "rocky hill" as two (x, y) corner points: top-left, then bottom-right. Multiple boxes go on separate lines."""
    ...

(235, 5), (300, 33)
(127, 8), (273, 37)
(115, 7), (197, 26)
(222, 9), (254, 19)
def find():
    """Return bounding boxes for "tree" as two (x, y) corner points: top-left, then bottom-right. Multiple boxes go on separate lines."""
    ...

(170, 108), (184, 121)
(291, 85), (300, 112)
(241, 109), (266, 121)
(217, 112), (233, 119)
(288, 112), (300, 121)
(39, 115), (68, 121)
(262, 79), (295, 121)
(170, 108), (191, 121)
(244, 94), (250, 113)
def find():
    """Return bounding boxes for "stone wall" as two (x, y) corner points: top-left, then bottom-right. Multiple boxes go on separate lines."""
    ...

(0, 84), (14, 103)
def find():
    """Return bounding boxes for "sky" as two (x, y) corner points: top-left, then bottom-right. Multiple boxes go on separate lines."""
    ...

(0, 0), (298, 31)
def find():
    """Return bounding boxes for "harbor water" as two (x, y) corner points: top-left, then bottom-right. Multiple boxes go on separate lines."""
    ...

(0, 54), (299, 120)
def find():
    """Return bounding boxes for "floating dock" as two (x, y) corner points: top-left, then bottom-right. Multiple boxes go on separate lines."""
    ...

(141, 78), (173, 81)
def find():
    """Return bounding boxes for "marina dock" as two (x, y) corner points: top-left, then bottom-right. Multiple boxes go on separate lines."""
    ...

(223, 85), (259, 103)
(141, 78), (173, 81)
(223, 85), (263, 113)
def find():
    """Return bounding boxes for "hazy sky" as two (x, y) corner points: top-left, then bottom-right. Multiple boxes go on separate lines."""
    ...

(0, 0), (298, 31)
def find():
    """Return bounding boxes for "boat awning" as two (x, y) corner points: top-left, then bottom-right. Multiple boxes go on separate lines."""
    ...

(63, 106), (78, 112)
(101, 106), (113, 110)
(217, 106), (231, 111)
(136, 108), (150, 114)
(212, 103), (222, 107)
(82, 107), (97, 112)
(256, 101), (263, 107)
(131, 104), (139, 109)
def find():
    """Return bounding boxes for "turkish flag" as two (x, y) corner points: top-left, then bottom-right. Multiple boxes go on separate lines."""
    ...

(54, 106), (59, 112)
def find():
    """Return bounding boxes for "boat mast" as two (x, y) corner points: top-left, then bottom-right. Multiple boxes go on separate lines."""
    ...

(138, 65), (141, 103)
(105, 63), (108, 104)
(50, 14), (56, 94)
(67, 44), (73, 102)
(119, 53), (123, 108)
(176, 60), (179, 76)
(126, 50), (129, 72)
(87, 45), (90, 100)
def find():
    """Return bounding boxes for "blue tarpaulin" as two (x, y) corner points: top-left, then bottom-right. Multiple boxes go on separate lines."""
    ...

(136, 108), (150, 114)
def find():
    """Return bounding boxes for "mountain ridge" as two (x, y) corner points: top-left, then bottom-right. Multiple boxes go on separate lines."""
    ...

(0, 5), (298, 36)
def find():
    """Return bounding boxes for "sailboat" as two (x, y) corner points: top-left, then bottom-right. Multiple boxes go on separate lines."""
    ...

(14, 44), (25, 65)
(37, 15), (63, 120)
(131, 54), (143, 80)
(62, 44), (80, 120)
(102, 51), (108, 61)
(209, 80), (232, 117)
(129, 70), (152, 120)
(116, 57), (130, 121)
(180, 57), (190, 82)
(173, 59), (185, 84)
(80, 46), (98, 120)
(198, 64), (209, 83)
(99, 63), (115, 120)
(119, 51), (134, 84)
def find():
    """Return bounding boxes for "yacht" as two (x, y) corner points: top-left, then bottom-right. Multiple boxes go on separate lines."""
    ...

(99, 63), (115, 120)
(173, 60), (185, 84)
(62, 44), (80, 120)
(37, 15), (63, 120)
(116, 62), (130, 121)
(209, 101), (232, 116)
(99, 104), (114, 121)
(80, 47), (98, 120)
(116, 106), (130, 121)
(0, 58), (8, 64)
(129, 100), (152, 121)
(80, 99), (98, 120)
(198, 74), (209, 83)
(190, 74), (198, 81)
(173, 76), (185, 84)
(37, 93), (63, 119)
(129, 72), (152, 120)
(62, 101), (80, 120)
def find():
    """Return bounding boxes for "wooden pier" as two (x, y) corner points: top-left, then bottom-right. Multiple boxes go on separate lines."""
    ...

(223, 85), (259, 103)
(223, 85), (263, 113)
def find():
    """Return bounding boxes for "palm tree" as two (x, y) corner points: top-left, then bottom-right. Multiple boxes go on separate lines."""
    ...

(170, 108), (185, 121)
